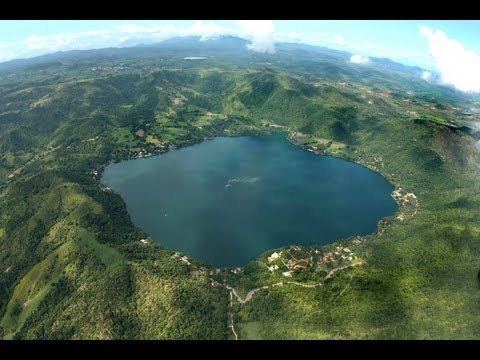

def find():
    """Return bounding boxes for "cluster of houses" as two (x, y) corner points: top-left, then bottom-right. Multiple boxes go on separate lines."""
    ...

(131, 128), (171, 159)
(133, 150), (154, 159)
(352, 236), (363, 245)
(371, 155), (384, 169)
(352, 151), (385, 172)
(171, 252), (192, 266)
(168, 251), (221, 279)
(90, 168), (110, 192)
(266, 244), (360, 278)
(90, 65), (127, 73)
(390, 185), (419, 221)
(90, 168), (110, 193)
(392, 186), (418, 208)
(319, 246), (356, 265)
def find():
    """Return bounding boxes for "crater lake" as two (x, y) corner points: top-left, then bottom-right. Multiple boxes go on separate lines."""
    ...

(101, 134), (398, 267)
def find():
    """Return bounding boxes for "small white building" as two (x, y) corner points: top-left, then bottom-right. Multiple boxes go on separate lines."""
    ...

(268, 251), (281, 263)
(180, 256), (191, 265)
(268, 265), (279, 272)
(282, 271), (293, 277)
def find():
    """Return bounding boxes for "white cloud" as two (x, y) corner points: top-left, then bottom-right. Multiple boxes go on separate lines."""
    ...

(350, 54), (370, 64)
(116, 21), (229, 41)
(24, 30), (113, 53)
(115, 23), (183, 44)
(237, 20), (276, 54)
(2, 21), (279, 62)
(286, 32), (302, 42)
(0, 49), (15, 62)
(421, 70), (432, 81)
(185, 20), (228, 40)
(117, 20), (276, 52)
(116, 24), (176, 40)
(420, 26), (480, 93)
(272, 31), (312, 45)
(20, 22), (232, 57)
(0, 42), (13, 61)
(333, 34), (346, 46)
(117, 24), (171, 34)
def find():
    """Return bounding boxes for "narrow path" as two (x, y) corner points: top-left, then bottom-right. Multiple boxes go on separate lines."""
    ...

(211, 263), (358, 340)
(212, 263), (356, 306)
(325, 264), (352, 279)
(335, 274), (354, 301)
(226, 284), (270, 304)
(213, 279), (324, 305)
(228, 291), (239, 340)
(284, 281), (323, 288)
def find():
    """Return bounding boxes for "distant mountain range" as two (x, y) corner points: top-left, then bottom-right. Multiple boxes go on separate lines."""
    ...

(119, 35), (250, 50)
(0, 35), (433, 78)
(123, 35), (431, 76)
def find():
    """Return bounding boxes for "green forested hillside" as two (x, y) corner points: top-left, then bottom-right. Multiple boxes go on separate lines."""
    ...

(0, 38), (480, 339)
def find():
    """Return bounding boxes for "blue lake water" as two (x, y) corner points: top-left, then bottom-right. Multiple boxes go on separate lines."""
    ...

(101, 134), (398, 267)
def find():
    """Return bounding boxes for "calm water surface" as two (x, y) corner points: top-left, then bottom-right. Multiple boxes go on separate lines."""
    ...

(102, 134), (398, 267)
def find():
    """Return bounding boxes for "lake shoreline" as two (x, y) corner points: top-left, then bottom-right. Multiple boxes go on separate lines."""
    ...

(100, 126), (405, 269)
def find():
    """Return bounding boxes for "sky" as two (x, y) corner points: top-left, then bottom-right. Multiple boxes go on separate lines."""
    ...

(0, 20), (480, 92)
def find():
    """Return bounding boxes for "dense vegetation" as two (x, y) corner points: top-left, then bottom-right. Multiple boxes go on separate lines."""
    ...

(0, 36), (479, 339)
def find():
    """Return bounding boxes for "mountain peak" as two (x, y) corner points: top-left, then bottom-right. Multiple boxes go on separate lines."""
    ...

(119, 35), (249, 50)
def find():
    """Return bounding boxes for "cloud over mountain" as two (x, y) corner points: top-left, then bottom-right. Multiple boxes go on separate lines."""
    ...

(421, 26), (480, 93)
(16, 21), (278, 59)
(238, 20), (276, 54)
(350, 54), (370, 64)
